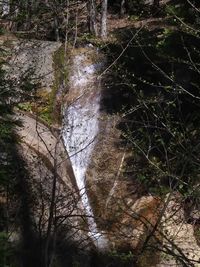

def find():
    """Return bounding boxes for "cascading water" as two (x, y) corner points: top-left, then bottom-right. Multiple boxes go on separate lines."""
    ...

(62, 48), (107, 248)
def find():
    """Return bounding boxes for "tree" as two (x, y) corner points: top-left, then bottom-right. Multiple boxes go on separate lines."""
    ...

(100, 0), (108, 39)
(87, 0), (98, 36)
(120, 0), (126, 17)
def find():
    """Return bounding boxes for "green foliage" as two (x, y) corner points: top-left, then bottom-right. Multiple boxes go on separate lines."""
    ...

(128, 15), (140, 22)
(33, 46), (68, 125)
(0, 27), (6, 35)
(165, 4), (185, 20)
(51, 45), (68, 124)
(156, 28), (174, 50)
(0, 232), (8, 267)
(38, 105), (53, 125)
(0, 232), (13, 267)
(109, 250), (134, 264)
(53, 46), (68, 89)
(0, 122), (12, 142)
(17, 102), (32, 112)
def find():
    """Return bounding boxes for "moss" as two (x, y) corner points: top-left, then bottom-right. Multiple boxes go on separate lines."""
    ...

(17, 102), (32, 112)
(38, 45), (68, 125)
(0, 27), (6, 35)
(38, 105), (52, 125)
(53, 45), (68, 92)
(34, 90), (53, 125)
(194, 225), (200, 246)
(17, 91), (52, 125)
(31, 45), (69, 126)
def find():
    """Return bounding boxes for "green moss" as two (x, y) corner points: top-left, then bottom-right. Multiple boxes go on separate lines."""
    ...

(194, 226), (200, 246)
(17, 102), (32, 112)
(38, 105), (52, 125)
(128, 15), (140, 21)
(40, 45), (68, 125)
(53, 45), (68, 92)
(36, 45), (68, 125)
(0, 27), (6, 36)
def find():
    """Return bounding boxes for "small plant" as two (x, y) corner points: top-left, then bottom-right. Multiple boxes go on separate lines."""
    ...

(109, 250), (134, 264)
(17, 102), (32, 112)
(0, 27), (6, 36)
(128, 15), (140, 21)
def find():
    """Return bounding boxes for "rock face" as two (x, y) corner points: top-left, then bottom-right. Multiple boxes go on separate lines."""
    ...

(4, 38), (61, 92)
(157, 193), (200, 267)
(15, 112), (75, 188)
(15, 111), (91, 247)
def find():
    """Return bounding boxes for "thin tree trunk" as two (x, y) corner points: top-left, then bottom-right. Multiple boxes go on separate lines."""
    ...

(100, 0), (107, 39)
(73, 1), (78, 49)
(120, 0), (125, 18)
(54, 16), (60, 42)
(87, 0), (98, 36)
(64, 0), (69, 56)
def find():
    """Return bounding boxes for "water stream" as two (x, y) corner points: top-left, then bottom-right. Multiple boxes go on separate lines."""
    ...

(62, 49), (107, 248)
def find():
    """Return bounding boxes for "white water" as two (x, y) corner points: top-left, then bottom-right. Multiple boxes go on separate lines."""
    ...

(62, 50), (107, 248)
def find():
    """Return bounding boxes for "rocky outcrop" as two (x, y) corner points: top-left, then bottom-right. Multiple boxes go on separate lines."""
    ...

(15, 111), (75, 188)
(157, 193), (200, 267)
(5, 39), (61, 92)
(15, 111), (91, 246)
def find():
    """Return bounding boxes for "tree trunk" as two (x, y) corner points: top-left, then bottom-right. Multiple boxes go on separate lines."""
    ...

(54, 16), (60, 42)
(120, 0), (126, 18)
(100, 0), (108, 40)
(87, 0), (98, 36)
(64, 0), (69, 55)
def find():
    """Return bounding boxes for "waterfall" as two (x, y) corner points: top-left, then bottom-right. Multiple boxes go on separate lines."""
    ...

(62, 48), (107, 248)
